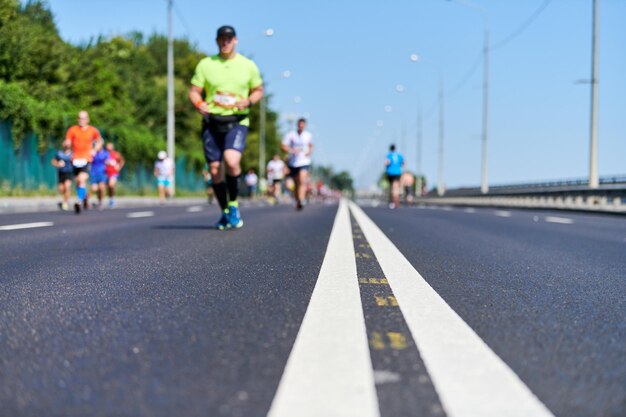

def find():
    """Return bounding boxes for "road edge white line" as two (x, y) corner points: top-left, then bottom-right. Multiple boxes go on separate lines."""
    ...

(0, 222), (54, 231)
(545, 216), (574, 224)
(349, 201), (554, 417)
(126, 211), (155, 218)
(268, 199), (379, 417)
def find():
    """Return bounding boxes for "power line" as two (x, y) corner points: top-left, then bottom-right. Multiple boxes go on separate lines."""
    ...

(445, 0), (553, 99)
(172, 2), (199, 44)
(447, 50), (482, 97)
(491, 0), (553, 51)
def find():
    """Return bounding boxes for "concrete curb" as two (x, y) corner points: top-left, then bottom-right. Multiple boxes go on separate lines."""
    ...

(0, 197), (209, 214)
(415, 196), (626, 214)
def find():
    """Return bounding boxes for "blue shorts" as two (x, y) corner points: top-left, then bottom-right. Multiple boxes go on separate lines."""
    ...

(157, 177), (171, 187)
(91, 172), (107, 184)
(201, 118), (248, 163)
(58, 172), (72, 183)
(288, 165), (310, 178)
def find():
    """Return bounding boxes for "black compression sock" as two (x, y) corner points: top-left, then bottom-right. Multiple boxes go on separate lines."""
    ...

(212, 182), (228, 210)
(226, 174), (240, 202)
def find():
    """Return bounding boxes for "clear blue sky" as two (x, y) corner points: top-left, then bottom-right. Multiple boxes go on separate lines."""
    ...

(45, 0), (625, 190)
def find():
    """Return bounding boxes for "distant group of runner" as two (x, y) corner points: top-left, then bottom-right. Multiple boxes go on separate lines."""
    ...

(52, 111), (124, 213)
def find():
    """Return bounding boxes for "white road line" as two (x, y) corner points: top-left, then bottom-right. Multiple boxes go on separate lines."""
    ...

(126, 211), (154, 218)
(268, 200), (379, 417)
(349, 201), (554, 417)
(545, 216), (574, 225)
(495, 210), (512, 217)
(0, 222), (54, 231)
(464, 208), (477, 213)
(186, 206), (204, 213)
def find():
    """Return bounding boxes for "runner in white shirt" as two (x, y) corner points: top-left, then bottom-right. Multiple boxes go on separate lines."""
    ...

(244, 168), (258, 199)
(266, 154), (286, 202)
(154, 151), (174, 204)
(281, 118), (313, 211)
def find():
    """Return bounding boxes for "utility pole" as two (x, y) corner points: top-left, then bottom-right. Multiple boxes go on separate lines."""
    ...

(449, 1), (490, 194)
(438, 77), (445, 197)
(480, 26), (490, 194)
(416, 106), (423, 196)
(400, 121), (406, 158)
(167, 0), (175, 194)
(259, 97), (266, 181)
(588, 0), (599, 189)
(410, 54), (445, 196)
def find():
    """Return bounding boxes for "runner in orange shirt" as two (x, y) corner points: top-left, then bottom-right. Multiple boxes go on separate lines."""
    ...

(65, 110), (103, 214)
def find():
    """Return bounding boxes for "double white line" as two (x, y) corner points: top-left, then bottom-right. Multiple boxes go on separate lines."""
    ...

(269, 200), (554, 417)
(0, 222), (53, 231)
(268, 200), (379, 416)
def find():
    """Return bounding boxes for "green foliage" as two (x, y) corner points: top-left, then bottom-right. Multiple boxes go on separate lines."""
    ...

(0, 1), (282, 172)
(0, 0), (18, 28)
(331, 171), (354, 192)
(312, 164), (354, 192)
(0, 80), (69, 150)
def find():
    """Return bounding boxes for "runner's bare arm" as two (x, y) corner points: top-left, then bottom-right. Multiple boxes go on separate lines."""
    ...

(235, 85), (264, 111)
(280, 142), (292, 154)
(189, 85), (210, 115)
(118, 154), (125, 171)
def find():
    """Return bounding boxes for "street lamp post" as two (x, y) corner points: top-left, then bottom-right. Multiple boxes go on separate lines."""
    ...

(588, 0), (599, 189)
(416, 106), (423, 196)
(258, 29), (277, 185)
(167, 0), (175, 194)
(481, 26), (489, 194)
(259, 96), (266, 181)
(437, 76), (445, 197)
(410, 54), (445, 196)
(449, 0), (490, 194)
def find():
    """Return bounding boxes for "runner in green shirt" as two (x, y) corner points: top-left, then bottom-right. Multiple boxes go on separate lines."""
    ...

(188, 25), (264, 230)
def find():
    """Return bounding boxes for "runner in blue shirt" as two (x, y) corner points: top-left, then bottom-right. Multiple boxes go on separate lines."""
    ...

(51, 140), (73, 211)
(90, 142), (109, 209)
(385, 144), (404, 209)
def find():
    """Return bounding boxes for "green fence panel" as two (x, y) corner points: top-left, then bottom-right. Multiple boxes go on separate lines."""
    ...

(0, 121), (15, 189)
(0, 119), (204, 194)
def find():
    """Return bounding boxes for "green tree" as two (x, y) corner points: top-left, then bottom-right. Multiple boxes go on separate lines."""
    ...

(331, 171), (354, 193)
(0, 0), (283, 176)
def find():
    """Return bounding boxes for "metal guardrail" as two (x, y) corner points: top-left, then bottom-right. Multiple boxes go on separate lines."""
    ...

(435, 175), (626, 197)
(418, 175), (626, 214)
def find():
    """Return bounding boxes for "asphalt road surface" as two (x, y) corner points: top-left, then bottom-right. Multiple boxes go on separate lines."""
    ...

(1, 199), (624, 417)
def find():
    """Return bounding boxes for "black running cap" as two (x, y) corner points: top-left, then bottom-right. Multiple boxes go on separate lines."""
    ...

(216, 25), (236, 38)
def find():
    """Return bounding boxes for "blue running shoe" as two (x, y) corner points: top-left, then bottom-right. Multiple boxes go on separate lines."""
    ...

(215, 210), (230, 230)
(227, 202), (243, 229)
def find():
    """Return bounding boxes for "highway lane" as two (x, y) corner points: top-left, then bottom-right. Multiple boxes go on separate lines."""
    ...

(0, 201), (624, 417)
(1, 202), (337, 417)
(362, 203), (626, 417)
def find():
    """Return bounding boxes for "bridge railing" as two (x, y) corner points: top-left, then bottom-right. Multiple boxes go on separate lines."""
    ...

(420, 176), (626, 213)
